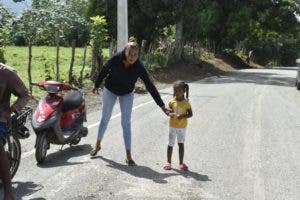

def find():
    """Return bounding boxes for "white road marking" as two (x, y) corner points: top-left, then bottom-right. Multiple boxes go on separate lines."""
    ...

(22, 95), (168, 159)
(253, 87), (265, 200)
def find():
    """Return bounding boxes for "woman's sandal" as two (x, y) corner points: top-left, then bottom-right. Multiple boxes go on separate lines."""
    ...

(125, 159), (136, 166)
(163, 162), (172, 170)
(90, 145), (101, 156)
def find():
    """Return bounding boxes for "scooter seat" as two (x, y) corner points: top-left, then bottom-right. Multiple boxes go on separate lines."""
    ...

(62, 91), (84, 112)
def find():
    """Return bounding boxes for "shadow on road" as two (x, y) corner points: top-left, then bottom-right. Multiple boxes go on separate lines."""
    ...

(172, 169), (211, 182)
(11, 181), (43, 199)
(203, 71), (296, 87)
(93, 156), (210, 184)
(92, 156), (178, 184)
(37, 144), (92, 168)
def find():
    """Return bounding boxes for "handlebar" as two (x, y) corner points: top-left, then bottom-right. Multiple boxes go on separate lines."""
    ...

(31, 81), (81, 92)
(31, 83), (39, 86)
(70, 86), (80, 91)
(11, 106), (32, 128)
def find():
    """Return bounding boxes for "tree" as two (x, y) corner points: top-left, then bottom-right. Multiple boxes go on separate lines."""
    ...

(128, 0), (175, 52)
(67, 15), (88, 84)
(31, 0), (89, 82)
(64, 0), (89, 83)
(32, 1), (83, 81)
(0, 29), (9, 63)
(0, 3), (14, 63)
(173, 0), (184, 59)
(89, 15), (108, 80)
(86, 0), (117, 63)
(14, 8), (45, 94)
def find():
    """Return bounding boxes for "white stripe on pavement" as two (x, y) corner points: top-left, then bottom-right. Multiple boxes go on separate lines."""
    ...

(22, 95), (168, 159)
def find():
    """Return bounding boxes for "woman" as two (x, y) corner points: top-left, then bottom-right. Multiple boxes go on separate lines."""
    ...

(90, 37), (169, 166)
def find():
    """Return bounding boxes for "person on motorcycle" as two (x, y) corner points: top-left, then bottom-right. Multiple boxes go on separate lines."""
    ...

(0, 63), (30, 200)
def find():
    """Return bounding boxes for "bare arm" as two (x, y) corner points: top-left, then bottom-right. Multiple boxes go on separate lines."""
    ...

(9, 72), (30, 113)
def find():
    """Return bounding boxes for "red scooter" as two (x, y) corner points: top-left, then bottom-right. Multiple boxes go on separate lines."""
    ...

(31, 81), (88, 164)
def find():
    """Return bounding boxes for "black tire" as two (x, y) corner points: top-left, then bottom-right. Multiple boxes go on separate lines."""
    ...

(8, 136), (21, 179)
(35, 132), (48, 164)
(297, 81), (300, 90)
(71, 137), (81, 145)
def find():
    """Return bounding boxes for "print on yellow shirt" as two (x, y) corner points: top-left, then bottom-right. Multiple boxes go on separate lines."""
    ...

(169, 98), (191, 128)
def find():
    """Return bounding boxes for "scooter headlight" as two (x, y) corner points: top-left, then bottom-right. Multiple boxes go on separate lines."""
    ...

(45, 85), (60, 93)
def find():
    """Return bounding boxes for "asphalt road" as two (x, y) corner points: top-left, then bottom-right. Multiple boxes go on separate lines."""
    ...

(1, 68), (299, 200)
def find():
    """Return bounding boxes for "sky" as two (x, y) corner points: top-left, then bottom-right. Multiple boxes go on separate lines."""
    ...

(0, 0), (31, 16)
(1, 0), (300, 22)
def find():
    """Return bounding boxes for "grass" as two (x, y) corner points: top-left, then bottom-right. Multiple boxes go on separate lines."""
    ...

(4, 46), (109, 97)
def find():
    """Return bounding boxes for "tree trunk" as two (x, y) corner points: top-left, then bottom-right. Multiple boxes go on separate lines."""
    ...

(69, 39), (76, 84)
(192, 42), (195, 58)
(96, 54), (103, 77)
(79, 44), (87, 86)
(109, 38), (117, 58)
(142, 40), (151, 54)
(55, 30), (60, 81)
(174, 18), (183, 59)
(145, 43), (152, 67)
(173, 0), (184, 60)
(90, 44), (100, 81)
(28, 42), (33, 95)
(138, 38), (143, 57)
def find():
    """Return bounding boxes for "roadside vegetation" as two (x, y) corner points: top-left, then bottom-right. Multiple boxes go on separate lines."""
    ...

(0, 0), (299, 98)
(4, 46), (110, 97)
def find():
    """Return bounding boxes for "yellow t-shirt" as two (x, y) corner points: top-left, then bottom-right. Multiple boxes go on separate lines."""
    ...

(169, 98), (191, 128)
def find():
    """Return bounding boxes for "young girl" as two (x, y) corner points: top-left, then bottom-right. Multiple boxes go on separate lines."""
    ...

(163, 81), (193, 171)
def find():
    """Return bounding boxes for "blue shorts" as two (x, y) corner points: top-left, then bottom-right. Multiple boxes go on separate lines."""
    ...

(0, 122), (8, 144)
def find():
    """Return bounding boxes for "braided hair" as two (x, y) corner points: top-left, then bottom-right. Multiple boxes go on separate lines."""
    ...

(173, 80), (189, 99)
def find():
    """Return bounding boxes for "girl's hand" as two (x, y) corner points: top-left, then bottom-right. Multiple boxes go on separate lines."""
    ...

(177, 114), (185, 120)
(168, 112), (177, 118)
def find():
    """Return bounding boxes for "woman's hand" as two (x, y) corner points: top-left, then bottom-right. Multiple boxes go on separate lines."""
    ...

(161, 106), (171, 116)
(92, 87), (100, 94)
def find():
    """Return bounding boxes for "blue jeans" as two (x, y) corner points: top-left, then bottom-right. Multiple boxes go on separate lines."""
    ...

(0, 122), (7, 144)
(97, 87), (134, 150)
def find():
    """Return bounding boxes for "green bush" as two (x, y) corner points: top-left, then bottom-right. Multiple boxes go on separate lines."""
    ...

(279, 42), (298, 66)
(44, 60), (55, 80)
(222, 48), (235, 55)
(152, 51), (168, 67)
(142, 50), (169, 71)
(0, 48), (5, 63)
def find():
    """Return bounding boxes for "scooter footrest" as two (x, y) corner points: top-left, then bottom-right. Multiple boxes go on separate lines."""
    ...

(81, 127), (88, 137)
(17, 127), (30, 139)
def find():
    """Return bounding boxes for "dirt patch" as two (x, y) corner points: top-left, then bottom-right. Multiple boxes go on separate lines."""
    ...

(136, 57), (243, 93)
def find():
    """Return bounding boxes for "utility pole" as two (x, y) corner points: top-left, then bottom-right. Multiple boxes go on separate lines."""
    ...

(117, 0), (128, 52)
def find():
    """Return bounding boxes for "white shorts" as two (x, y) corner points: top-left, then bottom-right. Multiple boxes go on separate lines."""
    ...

(168, 127), (186, 147)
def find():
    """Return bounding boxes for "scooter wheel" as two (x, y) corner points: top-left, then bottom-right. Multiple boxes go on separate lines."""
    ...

(71, 137), (81, 145)
(35, 132), (48, 164)
(8, 136), (21, 179)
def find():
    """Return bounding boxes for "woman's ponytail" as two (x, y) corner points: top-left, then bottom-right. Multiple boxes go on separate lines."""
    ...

(124, 36), (139, 56)
(128, 36), (137, 43)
